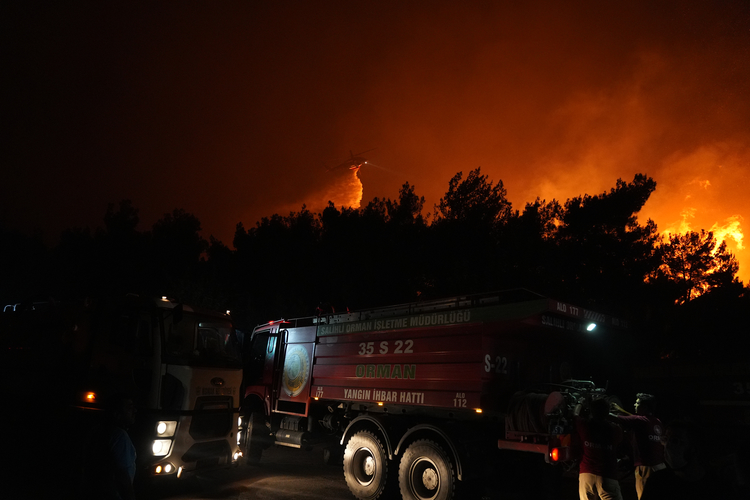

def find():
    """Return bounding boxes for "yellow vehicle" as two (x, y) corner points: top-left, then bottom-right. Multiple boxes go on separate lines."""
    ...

(2, 294), (244, 489)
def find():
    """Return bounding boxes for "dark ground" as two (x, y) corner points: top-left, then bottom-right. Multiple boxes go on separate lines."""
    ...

(130, 444), (640, 500)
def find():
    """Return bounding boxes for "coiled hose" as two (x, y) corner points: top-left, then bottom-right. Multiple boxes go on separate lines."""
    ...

(507, 391), (551, 434)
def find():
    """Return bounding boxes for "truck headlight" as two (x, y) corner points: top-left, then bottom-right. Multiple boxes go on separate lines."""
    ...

(156, 421), (177, 437)
(152, 439), (172, 456)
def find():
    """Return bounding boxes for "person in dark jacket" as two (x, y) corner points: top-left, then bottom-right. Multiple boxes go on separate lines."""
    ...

(639, 420), (720, 500)
(83, 392), (137, 500)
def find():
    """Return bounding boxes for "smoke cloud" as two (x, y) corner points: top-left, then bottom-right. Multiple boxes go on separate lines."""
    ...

(5, 1), (750, 281)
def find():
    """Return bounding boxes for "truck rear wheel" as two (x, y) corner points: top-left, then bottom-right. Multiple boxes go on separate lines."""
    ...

(399, 439), (456, 500)
(343, 430), (392, 500)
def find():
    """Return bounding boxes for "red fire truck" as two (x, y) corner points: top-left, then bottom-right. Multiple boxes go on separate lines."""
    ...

(239, 289), (626, 500)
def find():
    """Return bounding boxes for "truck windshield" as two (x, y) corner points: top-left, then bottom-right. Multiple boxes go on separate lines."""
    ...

(164, 313), (242, 368)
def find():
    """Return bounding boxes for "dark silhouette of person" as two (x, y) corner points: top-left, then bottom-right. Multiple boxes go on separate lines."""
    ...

(611, 393), (665, 499)
(575, 397), (624, 500)
(82, 392), (137, 500)
(639, 420), (728, 499)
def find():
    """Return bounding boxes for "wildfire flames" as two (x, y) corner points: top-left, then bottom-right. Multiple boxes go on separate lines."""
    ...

(663, 211), (745, 254)
(320, 169), (364, 210)
(278, 169), (364, 216)
(640, 146), (748, 283)
(286, 153), (749, 284)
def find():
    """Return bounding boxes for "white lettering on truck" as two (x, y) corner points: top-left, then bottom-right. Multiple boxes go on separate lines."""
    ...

(484, 354), (509, 374)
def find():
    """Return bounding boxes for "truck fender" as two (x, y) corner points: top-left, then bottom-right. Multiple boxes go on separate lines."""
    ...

(241, 392), (267, 416)
(340, 415), (395, 460)
(394, 424), (464, 481)
(243, 387), (271, 416)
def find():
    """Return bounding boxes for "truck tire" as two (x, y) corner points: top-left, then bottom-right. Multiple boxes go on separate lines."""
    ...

(399, 439), (456, 500)
(343, 430), (393, 500)
(242, 412), (267, 465)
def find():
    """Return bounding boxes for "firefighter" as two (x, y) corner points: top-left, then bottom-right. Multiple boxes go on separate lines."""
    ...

(575, 397), (624, 500)
(610, 393), (665, 499)
(639, 419), (716, 499)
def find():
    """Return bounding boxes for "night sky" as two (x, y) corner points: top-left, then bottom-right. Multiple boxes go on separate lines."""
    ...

(4, 1), (750, 281)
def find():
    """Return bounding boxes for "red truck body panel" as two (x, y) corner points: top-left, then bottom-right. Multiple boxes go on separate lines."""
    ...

(265, 292), (621, 415)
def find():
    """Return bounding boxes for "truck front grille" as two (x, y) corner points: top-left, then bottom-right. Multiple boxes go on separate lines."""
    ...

(189, 396), (232, 439)
(181, 440), (232, 468)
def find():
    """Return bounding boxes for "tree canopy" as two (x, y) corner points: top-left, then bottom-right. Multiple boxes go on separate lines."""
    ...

(1, 171), (745, 364)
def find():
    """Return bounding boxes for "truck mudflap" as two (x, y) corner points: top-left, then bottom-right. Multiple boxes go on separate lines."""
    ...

(497, 433), (572, 463)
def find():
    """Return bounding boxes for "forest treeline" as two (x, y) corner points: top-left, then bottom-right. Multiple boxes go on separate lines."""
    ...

(2, 170), (748, 362)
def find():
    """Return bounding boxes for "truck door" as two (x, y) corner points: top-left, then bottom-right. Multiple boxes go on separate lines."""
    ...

(245, 331), (279, 387)
(275, 326), (316, 415)
(242, 327), (283, 417)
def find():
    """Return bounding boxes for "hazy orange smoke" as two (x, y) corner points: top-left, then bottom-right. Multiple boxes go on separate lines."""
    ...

(277, 169), (364, 216)
(500, 59), (750, 286)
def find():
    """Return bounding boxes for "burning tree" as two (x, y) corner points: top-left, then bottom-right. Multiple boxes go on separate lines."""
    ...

(652, 229), (740, 304)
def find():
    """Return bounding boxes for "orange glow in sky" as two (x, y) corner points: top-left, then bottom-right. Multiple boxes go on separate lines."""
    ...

(5, 2), (749, 285)
(640, 146), (748, 282)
